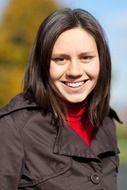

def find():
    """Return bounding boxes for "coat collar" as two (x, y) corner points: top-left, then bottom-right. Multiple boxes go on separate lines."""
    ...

(53, 117), (119, 159)
(0, 93), (40, 118)
(0, 93), (119, 159)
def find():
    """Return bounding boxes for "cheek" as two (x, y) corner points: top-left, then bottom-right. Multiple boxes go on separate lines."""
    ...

(49, 62), (66, 80)
(85, 62), (100, 79)
(50, 68), (57, 80)
(93, 64), (100, 79)
(91, 60), (100, 78)
(49, 63), (59, 80)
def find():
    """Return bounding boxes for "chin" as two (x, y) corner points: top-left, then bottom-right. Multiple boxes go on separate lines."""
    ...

(66, 97), (87, 103)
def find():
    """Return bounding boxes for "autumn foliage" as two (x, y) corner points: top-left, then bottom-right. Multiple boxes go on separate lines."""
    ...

(0, 0), (60, 105)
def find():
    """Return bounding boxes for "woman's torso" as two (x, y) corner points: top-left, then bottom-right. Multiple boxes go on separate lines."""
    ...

(0, 93), (119, 190)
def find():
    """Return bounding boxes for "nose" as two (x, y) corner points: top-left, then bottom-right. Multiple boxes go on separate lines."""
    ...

(66, 60), (83, 77)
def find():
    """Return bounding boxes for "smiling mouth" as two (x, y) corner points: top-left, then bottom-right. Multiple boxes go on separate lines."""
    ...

(63, 80), (88, 88)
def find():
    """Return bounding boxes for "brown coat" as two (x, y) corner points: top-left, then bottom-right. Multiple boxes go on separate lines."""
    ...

(0, 94), (119, 189)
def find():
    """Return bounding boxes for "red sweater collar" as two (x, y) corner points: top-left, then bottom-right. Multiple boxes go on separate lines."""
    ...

(65, 100), (93, 145)
(65, 100), (88, 121)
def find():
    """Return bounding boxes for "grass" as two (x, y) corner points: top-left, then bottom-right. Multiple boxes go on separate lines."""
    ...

(117, 124), (127, 165)
(118, 138), (127, 165)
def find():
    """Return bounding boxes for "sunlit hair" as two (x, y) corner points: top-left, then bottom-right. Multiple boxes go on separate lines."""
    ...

(23, 8), (111, 127)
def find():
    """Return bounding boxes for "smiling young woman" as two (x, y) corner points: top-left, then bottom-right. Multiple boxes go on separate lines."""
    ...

(50, 27), (100, 103)
(0, 8), (121, 190)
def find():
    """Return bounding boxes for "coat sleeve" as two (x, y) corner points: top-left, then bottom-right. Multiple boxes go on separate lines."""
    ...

(0, 114), (24, 189)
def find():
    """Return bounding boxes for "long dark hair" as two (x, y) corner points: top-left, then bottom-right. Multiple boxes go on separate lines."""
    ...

(23, 8), (111, 127)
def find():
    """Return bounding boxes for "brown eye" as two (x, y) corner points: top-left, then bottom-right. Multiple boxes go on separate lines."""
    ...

(83, 56), (93, 60)
(51, 57), (66, 65)
(81, 56), (94, 63)
(55, 57), (65, 62)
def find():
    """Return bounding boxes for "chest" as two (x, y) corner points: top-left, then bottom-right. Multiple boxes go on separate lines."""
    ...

(18, 117), (119, 190)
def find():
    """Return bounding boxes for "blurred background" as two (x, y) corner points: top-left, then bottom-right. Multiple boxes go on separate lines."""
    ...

(0, 0), (127, 189)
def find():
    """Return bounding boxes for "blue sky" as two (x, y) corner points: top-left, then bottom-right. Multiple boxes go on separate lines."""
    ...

(0, 0), (8, 13)
(0, 0), (127, 118)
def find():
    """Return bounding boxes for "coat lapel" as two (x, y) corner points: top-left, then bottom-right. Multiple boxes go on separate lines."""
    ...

(53, 117), (118, 158)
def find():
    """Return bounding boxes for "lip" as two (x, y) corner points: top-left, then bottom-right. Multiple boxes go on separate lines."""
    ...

(62, 80), (89, 91)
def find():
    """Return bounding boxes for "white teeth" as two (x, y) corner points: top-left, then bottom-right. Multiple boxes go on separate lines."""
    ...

(65, 82), (84, 88)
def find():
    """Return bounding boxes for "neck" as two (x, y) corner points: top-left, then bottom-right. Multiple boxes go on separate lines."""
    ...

(65, 99), (88, 120)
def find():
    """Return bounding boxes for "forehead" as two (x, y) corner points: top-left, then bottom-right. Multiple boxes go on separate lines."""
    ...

(52, 27), (97, 53)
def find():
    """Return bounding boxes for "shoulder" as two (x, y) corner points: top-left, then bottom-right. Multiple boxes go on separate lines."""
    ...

(108, 108), (122, 124)
(0, 93), (52, 132)
(100, 108), (121, 143)
(0, 93), (39, 118)
(101, 108), (122, 129)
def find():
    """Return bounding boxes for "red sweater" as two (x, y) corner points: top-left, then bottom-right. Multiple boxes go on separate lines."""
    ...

(65, 101), (93, 145)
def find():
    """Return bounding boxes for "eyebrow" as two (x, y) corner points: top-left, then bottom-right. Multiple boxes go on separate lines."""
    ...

(79, 51), (96, 56)
(51, 54), (70, 59)
(52, 51), (96, 58)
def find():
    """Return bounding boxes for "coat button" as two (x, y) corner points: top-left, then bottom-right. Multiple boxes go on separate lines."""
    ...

(90, 173), (101, 184)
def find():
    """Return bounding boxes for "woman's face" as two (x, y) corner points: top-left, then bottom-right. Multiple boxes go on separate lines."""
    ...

(50, 27), (100, 103)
